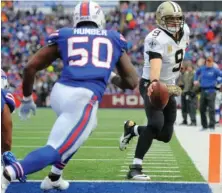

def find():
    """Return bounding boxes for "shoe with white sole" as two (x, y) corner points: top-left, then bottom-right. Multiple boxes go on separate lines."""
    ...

(2, 151), (26, 182)
(40, 176), (69, 191)
(119, 120), (136, 151)
(127, 164), (151, 181)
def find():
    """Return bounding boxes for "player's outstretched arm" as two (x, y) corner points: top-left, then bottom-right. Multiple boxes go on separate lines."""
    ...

(150, 58), (162, 82)
(23, 45), (60, 97)
(1, 104), (13, 153)
(111, 52), (138, 90)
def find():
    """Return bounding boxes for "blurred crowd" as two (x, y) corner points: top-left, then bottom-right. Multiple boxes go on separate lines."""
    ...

(1, 1), (222, 106)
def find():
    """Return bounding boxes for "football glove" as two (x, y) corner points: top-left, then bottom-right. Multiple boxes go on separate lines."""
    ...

(19, 96), (36, 120)
(166, 85), (182, 96)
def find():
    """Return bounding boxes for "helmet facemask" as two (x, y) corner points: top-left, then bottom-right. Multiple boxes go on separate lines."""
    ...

(161, 15), (184, 34)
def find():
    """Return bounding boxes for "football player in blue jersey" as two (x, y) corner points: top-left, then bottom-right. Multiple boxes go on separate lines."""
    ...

(1, 70), (27, 186)
(1, 1), (138, 192)
(1, 70), (15, 154)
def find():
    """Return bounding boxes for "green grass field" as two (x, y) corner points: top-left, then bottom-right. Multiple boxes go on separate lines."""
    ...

(11, 109), (204, 182)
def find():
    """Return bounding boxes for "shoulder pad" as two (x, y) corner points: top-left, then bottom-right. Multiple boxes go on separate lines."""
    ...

(46, 30), (60, 46)
(110, 30), (128, 54)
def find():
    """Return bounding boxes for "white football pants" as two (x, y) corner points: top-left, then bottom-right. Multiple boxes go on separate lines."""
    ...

(46, 83), (98, 164)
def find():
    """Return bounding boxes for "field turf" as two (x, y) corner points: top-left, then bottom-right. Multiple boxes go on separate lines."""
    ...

(11, 108), (204, 182)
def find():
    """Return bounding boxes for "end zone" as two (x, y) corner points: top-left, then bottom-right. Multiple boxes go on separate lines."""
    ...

(6, 181), (212, 193)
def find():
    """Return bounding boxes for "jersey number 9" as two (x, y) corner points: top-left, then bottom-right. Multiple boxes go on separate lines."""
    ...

(172, 49), (183, 72)
(68, 36), (113, 69)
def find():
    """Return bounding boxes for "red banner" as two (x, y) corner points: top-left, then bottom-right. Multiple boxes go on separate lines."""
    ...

(99, 94), (144, 108)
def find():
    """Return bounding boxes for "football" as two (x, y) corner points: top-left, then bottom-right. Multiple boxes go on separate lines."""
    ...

(148, 81), (169, 109)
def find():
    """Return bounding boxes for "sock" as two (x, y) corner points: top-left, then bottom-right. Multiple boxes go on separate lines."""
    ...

(135, 126), (155, 159)
(19, 145), (61, 177)
(133, 125), (139, 136)
(49, 150), (76, 179)
(133, 125), (146, 136)
(133, 158), (143, 165)
(51, 165), (63, 176)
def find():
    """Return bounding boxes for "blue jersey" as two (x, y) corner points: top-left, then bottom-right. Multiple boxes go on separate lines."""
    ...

(194, 66), (222, 92)
(1, 89), (15, 113)
(46, 27), (127, 101)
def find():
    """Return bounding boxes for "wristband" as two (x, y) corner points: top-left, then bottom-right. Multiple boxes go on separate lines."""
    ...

(23, 95), (32, 101)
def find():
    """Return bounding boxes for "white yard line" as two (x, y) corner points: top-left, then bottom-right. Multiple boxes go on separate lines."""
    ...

(117, 174), (181, 178)
(124, 162), (178, 165)
(13, 137), (120, 141)
(13, 131), (122, 134)
(12, 145), (123, 149)
(127, 149), (173, 152)
(120, 169), (180, 173)
(126, 153), (174, 156)
(13, 131), (50, 134)
(126, 157), (176, 161)
(69, 158), (123, 161)
(121, 166), (179, 169)
(18, 158), (124, 161)
(12, 145), (176, 150)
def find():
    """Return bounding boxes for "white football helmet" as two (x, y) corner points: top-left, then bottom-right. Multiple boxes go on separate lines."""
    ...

(156, 1), (184, 34)
(73, 1), (105, 29)
(1, 69), (9, 89)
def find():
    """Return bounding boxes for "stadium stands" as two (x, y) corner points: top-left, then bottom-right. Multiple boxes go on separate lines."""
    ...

(1, 1), (222, 106)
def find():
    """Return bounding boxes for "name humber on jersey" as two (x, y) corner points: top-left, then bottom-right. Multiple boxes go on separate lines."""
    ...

(73, 28), (107, 36)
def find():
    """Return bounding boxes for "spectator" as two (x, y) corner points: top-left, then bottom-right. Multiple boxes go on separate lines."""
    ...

(194, 56), (222, 130)
(1, 2), (222, 106)
(183, 64), (198, 126)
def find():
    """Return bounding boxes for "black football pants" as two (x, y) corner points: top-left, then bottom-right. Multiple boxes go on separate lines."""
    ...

(134, 78), (177, 160)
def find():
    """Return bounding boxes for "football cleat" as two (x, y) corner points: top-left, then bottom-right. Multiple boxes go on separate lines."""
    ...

(2, 151), (26, 183)
(127, 164), (151, 181)
(119, 120), (136, 151)
(40, 176), (69, 191)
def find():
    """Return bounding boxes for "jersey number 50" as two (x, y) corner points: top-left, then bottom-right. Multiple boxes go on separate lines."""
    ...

(172, 49), (184, 72)
(68, 36), (113, 69)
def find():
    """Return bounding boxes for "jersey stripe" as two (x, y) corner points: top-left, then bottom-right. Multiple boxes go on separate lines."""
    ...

(80, 2), (90, 16)
(58, 95), (97, 155)
(171, 1), (179, 12)
(6, 93), (15, 104)
(120, 34), (126, 42)
(49, 33), (59, 37)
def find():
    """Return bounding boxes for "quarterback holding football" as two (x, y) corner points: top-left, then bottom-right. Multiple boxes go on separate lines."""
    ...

(119, 1), (189, 180)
